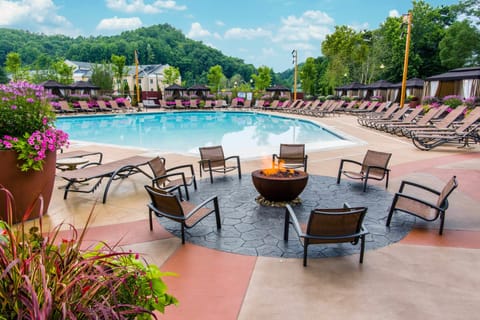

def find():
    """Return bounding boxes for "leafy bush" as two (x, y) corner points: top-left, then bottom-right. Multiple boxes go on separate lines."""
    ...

(442, 95), (463, 108)
(0, 186), (178, 319)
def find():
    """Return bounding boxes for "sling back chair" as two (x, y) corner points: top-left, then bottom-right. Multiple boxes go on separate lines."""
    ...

(198, 145), (241, 183)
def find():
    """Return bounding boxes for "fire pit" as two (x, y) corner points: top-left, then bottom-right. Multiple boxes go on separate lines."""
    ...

(251, 167), (308, 204)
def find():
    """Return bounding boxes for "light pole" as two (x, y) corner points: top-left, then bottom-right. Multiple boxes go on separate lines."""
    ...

(292, 49), (298, 100)
(400, 12), (412, 108)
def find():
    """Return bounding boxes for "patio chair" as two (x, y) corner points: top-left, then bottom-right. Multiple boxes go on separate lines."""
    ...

(284, 204), (369, 266)
(147, 156), (197, 200)
(272, 143), (308, 172)
(376, 106), (424, 132)
(386, 176), (458, 235)
(198, 145), (242, 183)
(175, 99), (185, 109)
(145, 185), (221, 244)
(57, 149), (103, 169)
(337, 150), (392, 192)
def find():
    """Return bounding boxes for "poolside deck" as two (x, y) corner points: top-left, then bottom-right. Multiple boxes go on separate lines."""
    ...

(29, 111), (480, 319)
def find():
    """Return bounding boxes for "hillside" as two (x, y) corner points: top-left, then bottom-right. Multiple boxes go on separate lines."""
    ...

(0, 24), (271, 86)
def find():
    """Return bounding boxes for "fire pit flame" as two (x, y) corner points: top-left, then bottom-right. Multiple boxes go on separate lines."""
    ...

(261, 160), (297, 177)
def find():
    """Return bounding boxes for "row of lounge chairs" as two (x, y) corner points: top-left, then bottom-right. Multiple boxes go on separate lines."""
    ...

(356, 103), (480, 150)
(52, 100), (136, 114)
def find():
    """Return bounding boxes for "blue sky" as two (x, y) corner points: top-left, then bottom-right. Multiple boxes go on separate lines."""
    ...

(0, 0), (459, 72)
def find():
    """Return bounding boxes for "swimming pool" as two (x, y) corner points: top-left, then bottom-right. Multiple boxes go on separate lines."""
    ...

(55, 111), (357, 158)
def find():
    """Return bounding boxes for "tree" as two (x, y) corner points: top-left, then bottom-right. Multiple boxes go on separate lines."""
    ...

(251, 66), (271, 91)
(0, 67), (8, 83)
(207, 65), (224, 93)
(439, 20), (480, 69)
(52, 60), (73, 84)
(163, 66), (181, 85)
(299, 57), (317, 96)
(5, 52), (24, 81)
(90, 63), (113, 92)
(111, 54), (127, 94)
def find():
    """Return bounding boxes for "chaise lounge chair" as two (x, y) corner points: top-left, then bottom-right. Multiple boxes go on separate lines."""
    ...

(411, 107), (480, 150)
(57, 155), (153, 203)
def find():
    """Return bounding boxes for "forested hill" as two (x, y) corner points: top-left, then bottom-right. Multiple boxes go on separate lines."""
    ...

(0, 24), (258, 86)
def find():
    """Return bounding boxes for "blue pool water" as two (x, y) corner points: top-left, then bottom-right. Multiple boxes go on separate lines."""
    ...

(55, 111), (356, 158)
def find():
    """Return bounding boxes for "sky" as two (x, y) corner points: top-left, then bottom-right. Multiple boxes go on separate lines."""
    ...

(0, 0), (460, 72)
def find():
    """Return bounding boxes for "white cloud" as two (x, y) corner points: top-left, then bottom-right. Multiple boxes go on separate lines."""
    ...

(349, 22), (370, 32)
(215, 20), (225, 27)
(0, 0), (75, 34)
(187, 22), (211, 39)
(275, 10), (333, 43)
(106, 0), (186, 14)
(224, 27), (271, 40)
(389, 9), (400, 18)
(96, 16), (143, 31)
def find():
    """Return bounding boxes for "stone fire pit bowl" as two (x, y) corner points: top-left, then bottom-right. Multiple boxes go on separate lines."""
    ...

(251, 169), (309, 202)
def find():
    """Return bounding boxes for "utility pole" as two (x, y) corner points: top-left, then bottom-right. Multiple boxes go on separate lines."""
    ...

(400, 12), (412, 108)
(292, 49), (298, 100)
(135, 50), (140, 107)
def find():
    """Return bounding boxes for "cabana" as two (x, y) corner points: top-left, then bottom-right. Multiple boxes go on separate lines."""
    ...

(335, 82), (366, 98)
(423, 67), (480, 99)
(187, 84), (210, 99)
(364, 80), (392, 101)
(387, 78), (424, 102)
(266, 85), (291, 100)
(165, 84), (186, 99)
(41, 80), (71, 97)
(70, 80), (100, 95)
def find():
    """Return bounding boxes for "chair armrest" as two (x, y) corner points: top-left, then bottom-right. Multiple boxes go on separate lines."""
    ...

(224, 155), (240, 163)
(339, 159), (363, 168)
(165, 163), (195, 176)
(272, 154), (280, 161)
(394, 193), (445, 212)
(364, 165), (390, 174)
(152, 172), (186, 187)
(285, 204), (305, 237)
(184, 195), (219, 219)
(398, 180), (440, 195)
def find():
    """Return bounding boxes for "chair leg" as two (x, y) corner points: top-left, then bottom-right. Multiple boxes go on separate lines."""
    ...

(209, 170), (214, 184)
(386, 196), (398, 227)
(336, 168), (342, 184)
(359, 235), (365, 263)
(184, 185), (190, 200)
(283, 208), (290, 241)
(385, 171), (390, 189)
(214, 198), (221, 229)
(149, 209), (153, 231)
(193, 176), (198, 190)
(181, 224), (185, 244)
(303, 244), (308, 267)
(439, 212), (445, 235)
(363, 178), (368, 192)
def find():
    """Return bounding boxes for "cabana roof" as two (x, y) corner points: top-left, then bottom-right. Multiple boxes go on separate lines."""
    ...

(390, 78), (425, 88)
(425, 67), (480, 81)
(266, 84), (291, 92)
(365, 80), (392, 89)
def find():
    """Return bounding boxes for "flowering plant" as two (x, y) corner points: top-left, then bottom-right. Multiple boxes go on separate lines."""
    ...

(0, 186), (178, 318)
(0, 82), (69, 172)
(442, 95), (463, 108)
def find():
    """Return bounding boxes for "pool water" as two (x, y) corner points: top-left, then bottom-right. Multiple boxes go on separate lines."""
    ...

(55, 111), (356, 158)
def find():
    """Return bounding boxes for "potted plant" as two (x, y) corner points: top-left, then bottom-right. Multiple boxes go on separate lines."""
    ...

(0, 81), (69, 222)
(0, 186), (178, 318)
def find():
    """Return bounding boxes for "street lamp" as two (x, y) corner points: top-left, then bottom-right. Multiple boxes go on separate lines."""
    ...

(400, 12), (412, 108)
(292, 49), (298, 100)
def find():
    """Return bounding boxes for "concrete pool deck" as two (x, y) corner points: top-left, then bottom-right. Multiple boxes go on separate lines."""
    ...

(27, 111), (480, 319)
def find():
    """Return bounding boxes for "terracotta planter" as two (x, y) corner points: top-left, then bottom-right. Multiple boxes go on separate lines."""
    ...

(0, 150), (56, 224)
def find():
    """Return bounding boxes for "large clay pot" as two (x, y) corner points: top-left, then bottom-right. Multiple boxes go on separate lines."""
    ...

(0, 150), (56, 224)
